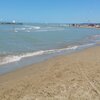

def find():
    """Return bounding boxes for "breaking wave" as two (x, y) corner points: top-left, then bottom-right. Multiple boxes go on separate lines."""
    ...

(0, 43), (95, 65)
(14, 25), (41, 32)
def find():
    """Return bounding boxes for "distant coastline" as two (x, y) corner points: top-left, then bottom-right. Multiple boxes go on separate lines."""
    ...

(0, 22), (100, 30)
(69, 23), (100, 29)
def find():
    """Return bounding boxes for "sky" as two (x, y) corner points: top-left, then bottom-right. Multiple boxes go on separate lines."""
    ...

(0, 0), (100, 23)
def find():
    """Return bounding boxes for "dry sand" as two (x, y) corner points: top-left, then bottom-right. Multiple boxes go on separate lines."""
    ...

(0, 46), (100, 100)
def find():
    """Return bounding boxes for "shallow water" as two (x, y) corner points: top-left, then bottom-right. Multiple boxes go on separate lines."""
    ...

(0, 23), (100, 74)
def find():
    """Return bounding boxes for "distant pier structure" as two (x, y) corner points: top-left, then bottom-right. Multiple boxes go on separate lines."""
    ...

(0, 20), (23, 32)
(0, 21), (23, 25)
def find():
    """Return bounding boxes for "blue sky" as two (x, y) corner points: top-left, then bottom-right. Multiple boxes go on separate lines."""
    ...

(0, 0), (100, 23)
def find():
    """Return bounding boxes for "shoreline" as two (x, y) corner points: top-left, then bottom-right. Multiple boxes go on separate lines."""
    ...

(0, 46), (100, 99)
(71, 26), (100, 30)
(0, 43), (96, 76)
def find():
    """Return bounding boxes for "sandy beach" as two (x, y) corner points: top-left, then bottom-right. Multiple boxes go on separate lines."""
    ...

(0, 46), (100, 100)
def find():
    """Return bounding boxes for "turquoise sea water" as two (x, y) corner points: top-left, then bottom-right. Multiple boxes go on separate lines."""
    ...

(0, 23), (100, 74)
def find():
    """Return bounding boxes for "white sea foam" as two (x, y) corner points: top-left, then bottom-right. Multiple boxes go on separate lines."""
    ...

(14, 25), (65, 32)
(15, 25), (40, 32)
(0, 46), (79, 65)
(33, 26), (40, 29)
(0, 56), (21, 65)
(0, 43), (96, 66)
(26, 26), (40, 30)
(79, 43), (95, 48)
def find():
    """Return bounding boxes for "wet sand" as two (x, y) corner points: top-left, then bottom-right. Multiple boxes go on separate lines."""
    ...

(0, 46), (100, 100)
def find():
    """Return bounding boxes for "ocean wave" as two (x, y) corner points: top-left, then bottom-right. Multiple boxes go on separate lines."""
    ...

(24, 25), (40, 29)
(0, 43), (96, 66)
(14, 25), (65, 32)
(79, 43), (95, 48)
(0, 56), (21, 65)
(14, 25), (40, 32)
(0, 46), (79, 65)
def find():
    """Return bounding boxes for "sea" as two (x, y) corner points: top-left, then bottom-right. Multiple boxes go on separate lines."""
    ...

(0, 23), (100, 75)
